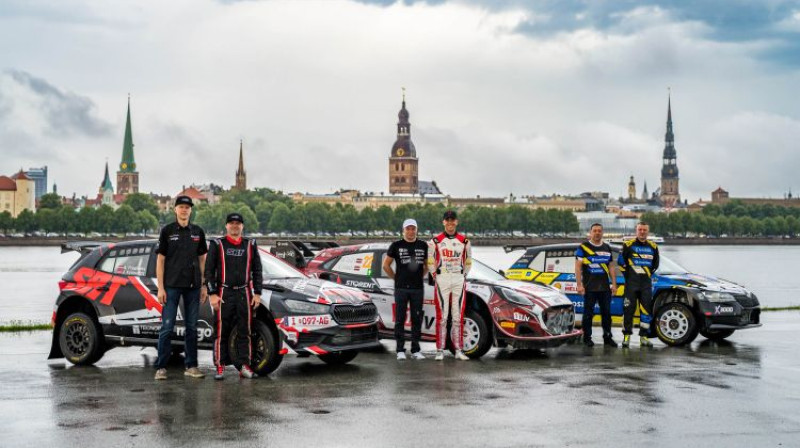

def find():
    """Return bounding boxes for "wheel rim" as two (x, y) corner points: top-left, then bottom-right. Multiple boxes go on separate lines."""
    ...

(251, 329), (269, 368)
(658, 308), (690, 340)
(462, 317), (480, 352)
(64, 321), (90, 357)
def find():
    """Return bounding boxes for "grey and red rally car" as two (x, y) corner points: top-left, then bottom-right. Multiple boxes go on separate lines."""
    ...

(273, 241), (582, 359)
(49, 240), (379, 375)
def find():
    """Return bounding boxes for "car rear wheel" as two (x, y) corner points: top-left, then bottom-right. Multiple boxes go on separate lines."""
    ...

(655, 303), (699, 346)
(700, 328), (735, 341)
(230, 320), (283, 375)
(59, 312), (105, 365)
(319, 350), (358, 365)
(448, 309), (492, 359)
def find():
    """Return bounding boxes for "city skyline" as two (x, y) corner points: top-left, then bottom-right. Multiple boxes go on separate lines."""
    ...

(1, 0), (799, 201)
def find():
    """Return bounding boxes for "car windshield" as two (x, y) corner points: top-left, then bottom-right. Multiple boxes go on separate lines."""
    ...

(467, 259), (506, 281)
(656, 254), (689, 275)
(260, 252), (307, 279)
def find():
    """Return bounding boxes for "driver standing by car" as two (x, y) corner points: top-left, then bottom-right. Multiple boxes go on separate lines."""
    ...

(154, 195), (208, 380)
(205, 213), (263, 380)
(383, 218), (428, 361)
(428, 210), (472, 361)
(574, 223), (618, 347)
(618, 221), (660, 348)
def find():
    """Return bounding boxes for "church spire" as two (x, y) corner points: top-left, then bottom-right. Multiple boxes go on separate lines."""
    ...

(234, 139), (247, 191)
(660, 89), (680, 206)
(120, 94), (136, 173)
(101, 161), (113, 193)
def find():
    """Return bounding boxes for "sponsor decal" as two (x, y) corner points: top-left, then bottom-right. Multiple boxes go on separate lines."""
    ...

(493, 307), (501, 315)
(714, 305), (734, 315)
(176, 325), (214, 340)
(563, 283), (578, 293)
(466, 284), (491, 300)
(345, 279), (376, 289)
(292, 280), (309, 292)
(226, 248), (246, 257)
(500, 321), (516, 329)
(513, 312), (530, 322)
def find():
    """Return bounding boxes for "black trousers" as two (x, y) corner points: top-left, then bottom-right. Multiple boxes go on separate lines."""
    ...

(395, 288), (424, 353)
(623, 284), (653, 336)
(582, 290), (612, 340)
(213, 289), (253, 368)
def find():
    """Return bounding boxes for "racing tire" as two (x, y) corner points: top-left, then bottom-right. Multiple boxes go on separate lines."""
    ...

(654, 302), (699, 346)
(230, 320), (283, 376)
(319, 350), (358, 365)
(447, 309), (492, 359)
(699, 328), (735, 341)
(59, 312), (105, 366)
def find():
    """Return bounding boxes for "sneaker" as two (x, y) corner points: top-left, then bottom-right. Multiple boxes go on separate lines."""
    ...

(184, 367), (205, 378)
(411, 351), (425, 360)
(239, 364), (258, 379)
(435, 351), (444, 361)
(455, 351), (469, 361)
(640, 336), (654, 348)
(396, 352), (407, 361)
(214, 366), (225, 381)
(604, 337), (618, 348)
(154, 368), (167, 381)
(622, 335), (631, 348)
(583, 339), (595, 347)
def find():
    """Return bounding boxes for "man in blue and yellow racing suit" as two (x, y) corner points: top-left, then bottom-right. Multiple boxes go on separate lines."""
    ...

(618, 221), (660, 348)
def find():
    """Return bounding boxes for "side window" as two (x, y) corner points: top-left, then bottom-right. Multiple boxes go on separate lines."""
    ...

(332, 252), (375, 277)
(97, 246), (152, 276)
(544, 249), (576, 274)
(527, 251), (546, 272)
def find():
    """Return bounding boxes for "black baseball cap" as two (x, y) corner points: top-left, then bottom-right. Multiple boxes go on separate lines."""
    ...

(226, 213), (244, 224)
(174, 195), (194, 207)
(443, 210), (457, 220)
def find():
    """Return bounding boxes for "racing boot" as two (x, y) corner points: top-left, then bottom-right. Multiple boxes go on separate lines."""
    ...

(622, 335), (631, 348)
(603, 336), (618, 348)
(435, 351), (444, 361)
(214, 366), (225, 381)
(639, 336), (653, 348)
(455, 350), (469, 361)
(397, 352), (407, 361)
(239, 364), (258, 379)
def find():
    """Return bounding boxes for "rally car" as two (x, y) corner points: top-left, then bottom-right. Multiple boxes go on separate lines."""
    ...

(504, 243), (762, 346)
(49, 240), (380, 374)
(272, 241), (582, 359)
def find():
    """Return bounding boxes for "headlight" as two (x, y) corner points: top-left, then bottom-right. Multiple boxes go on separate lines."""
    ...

(499, 288), (534, 306)
(284, 299), (331, 314)
(701, 291), (736, 303)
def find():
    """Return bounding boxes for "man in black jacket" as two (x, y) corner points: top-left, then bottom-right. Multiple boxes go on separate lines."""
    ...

(618, 221), (660, 348)
(205, 213), (263, 379)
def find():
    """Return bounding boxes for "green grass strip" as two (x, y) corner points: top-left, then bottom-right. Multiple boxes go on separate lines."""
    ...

(0, 321), (53, 332)
(761, 306), (800, 312)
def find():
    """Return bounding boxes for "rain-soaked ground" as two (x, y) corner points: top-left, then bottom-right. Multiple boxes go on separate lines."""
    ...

(2, 313), (799, 448)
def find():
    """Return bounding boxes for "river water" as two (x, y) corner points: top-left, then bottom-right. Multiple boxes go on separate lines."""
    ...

(0, 245), (796, 325)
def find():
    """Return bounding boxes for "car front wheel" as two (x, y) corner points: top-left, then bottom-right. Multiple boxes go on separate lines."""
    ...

(448, 309), (492, 359)
(654, 303), (699, 346)
(59, 312), (105, 365)
(230, 320), (283, 375)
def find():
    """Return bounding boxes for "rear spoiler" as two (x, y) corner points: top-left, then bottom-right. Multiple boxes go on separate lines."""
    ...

(503, 244), (531, 253)
(270, 240), (339, 268)
(61, 241), (106, 254)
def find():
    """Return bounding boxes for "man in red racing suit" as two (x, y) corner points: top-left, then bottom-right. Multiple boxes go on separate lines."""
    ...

(428, 210), (472, 361)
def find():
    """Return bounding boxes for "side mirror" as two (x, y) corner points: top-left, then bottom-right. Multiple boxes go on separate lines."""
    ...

(499, 269), (506, 277)
(319, 272), (334, 281)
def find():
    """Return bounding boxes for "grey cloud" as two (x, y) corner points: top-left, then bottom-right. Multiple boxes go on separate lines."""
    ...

(4, 70), (112, 137)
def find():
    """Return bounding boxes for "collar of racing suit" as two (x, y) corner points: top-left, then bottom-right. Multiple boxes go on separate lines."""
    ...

(226, 235), (243, 245)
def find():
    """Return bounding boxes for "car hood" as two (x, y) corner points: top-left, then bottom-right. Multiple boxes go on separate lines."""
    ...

(265, 277), (372, 305)
(657, 273), (750, 294)
(480, 279), (574, 307)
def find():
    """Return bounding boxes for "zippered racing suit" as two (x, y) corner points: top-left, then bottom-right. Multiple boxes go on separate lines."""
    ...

(618, 238), (660, 336)
(428, 232), (472, 351)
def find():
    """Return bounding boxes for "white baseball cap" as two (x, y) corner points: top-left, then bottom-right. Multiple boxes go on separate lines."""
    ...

(402, 218), (418, 229)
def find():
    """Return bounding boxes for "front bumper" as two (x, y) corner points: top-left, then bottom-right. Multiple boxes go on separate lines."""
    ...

(499, 328), (583, 349)
(697, 297), (761, 330)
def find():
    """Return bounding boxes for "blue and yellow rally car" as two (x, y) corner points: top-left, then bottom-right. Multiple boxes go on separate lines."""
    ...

(504, 243), (762, 346)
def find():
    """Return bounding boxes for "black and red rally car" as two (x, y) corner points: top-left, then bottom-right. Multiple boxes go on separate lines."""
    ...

(273, 241), (582, 359)
(49, 240), (379, 375)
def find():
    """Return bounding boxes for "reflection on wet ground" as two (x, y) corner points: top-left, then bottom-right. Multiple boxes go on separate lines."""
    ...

(1, 313), (799, 447)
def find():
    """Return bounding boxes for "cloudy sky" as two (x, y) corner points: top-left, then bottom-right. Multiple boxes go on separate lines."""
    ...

(1, 0), (799, 202)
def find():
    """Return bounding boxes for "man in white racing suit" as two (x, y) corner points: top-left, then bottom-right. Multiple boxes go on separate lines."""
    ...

(428, 210), (472, 361)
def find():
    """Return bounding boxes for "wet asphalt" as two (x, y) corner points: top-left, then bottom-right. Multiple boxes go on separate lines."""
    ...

(1, 313), (799, 448)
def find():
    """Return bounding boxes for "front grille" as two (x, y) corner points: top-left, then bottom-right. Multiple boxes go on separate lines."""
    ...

(735, 294), (759, 308)
(544, 306), (574, 335)
(329, 326), (378, 345)
(332, 303), (377, 324)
